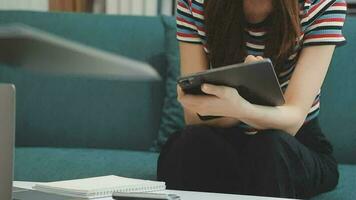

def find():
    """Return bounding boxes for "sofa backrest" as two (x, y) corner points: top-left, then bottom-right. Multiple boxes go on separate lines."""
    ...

(0, 11), (167, 151)
(319, 16), (356, 164)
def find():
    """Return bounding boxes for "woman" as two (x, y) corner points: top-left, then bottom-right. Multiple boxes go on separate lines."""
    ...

(157, 0), (347, 199)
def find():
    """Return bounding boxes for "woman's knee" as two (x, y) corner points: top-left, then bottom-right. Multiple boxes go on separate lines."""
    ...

(158, 125), (238, 190)
(159, 124), (222, 165)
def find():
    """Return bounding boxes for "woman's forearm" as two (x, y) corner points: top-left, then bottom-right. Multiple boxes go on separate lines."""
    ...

(237, 103), (306, 135)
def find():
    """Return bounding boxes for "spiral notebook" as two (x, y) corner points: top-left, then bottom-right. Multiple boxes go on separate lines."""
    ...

(32, 175), (166, 199)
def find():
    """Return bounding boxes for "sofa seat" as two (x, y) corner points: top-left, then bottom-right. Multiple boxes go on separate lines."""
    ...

(312, 164), (356, 200)
(15, 147), (355, 199)
(14, 147), (159, 182)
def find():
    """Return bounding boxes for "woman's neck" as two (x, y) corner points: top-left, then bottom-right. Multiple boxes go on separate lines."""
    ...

(243, 0), (273, 24)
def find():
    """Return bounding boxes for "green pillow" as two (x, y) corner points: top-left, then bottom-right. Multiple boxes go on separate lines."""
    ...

(150, 16), (185, 152)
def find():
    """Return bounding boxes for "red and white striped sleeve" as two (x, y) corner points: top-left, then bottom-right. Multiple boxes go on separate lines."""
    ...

(176, 0), (202, 44)
(302, 0), (347, 46)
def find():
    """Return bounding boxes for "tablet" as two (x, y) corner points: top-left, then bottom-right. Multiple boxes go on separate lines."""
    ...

(177, 59), (285, 120)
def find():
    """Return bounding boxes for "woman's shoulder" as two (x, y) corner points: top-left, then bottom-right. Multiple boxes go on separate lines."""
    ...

(179, 0), (204, 10)
(178, 0), (205, 22)
(302, 0), (346, 9)
(179, 0), (204, 6)
(300, 0), (346, 21)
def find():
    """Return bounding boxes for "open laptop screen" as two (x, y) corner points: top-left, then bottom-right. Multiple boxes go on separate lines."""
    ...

(0, 84), (16, 200)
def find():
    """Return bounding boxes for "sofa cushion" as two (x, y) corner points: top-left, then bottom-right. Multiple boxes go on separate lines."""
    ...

(311, 164), (356, 200)
(14, 147), (159, 182)
(151, 16), (185, 151)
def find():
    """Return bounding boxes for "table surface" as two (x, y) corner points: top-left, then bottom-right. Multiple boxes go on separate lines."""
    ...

(13, 181), (297, 200)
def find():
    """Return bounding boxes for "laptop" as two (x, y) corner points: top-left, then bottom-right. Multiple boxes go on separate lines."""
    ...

(0, 84), (16, 200)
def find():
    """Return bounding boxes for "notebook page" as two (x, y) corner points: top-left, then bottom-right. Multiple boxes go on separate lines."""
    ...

(33, 175), (165, 193)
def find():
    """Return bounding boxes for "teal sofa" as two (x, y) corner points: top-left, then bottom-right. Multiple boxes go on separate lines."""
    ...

(0, 11), (354, 200)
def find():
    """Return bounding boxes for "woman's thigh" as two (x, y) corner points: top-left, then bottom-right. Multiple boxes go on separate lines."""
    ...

(241, 128), (338, 198)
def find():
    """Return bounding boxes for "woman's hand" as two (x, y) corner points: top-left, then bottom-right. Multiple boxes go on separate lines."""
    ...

(177, 86), (241, 127)
(244, 55), (264, 63)
(177, 55), (264, 123)
(177, 83), (251, 120)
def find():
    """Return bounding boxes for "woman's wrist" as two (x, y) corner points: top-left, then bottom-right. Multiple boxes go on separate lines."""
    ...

(234, 102), (307, 135)
(231, 97), (254, 120)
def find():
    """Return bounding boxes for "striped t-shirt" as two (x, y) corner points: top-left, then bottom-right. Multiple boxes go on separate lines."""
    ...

(176, 0), (347, 133)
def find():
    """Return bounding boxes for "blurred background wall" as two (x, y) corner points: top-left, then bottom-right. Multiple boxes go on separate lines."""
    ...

(0, 0), (177, 15)
(0, 0), (48, 11)
(0, 0), (354, 15)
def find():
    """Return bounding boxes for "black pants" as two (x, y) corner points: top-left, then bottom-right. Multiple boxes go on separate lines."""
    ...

(157, 118), (339, 199)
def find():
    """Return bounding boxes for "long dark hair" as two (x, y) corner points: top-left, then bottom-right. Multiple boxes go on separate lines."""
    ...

(204, 0), (301, 73)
